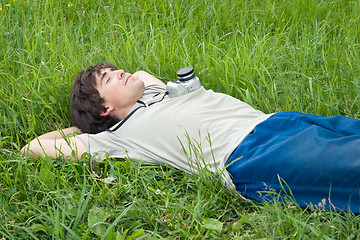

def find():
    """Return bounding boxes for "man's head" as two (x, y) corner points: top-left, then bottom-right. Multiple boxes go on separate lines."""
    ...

(70, 62), (118, 134)
(70, 62), (145, 134)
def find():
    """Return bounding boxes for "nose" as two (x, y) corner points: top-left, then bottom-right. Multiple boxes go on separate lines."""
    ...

(117, 70), (125, 78)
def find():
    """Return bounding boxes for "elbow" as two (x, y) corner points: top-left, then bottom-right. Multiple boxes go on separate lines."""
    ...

(20, 142), (39, 159)
(20, 145), (26, 155)
(20, 139), (45, 159)
(20, 143), (30, 156)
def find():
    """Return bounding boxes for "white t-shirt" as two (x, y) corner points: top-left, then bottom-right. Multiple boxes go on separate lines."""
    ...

(77, 85), (272, 188)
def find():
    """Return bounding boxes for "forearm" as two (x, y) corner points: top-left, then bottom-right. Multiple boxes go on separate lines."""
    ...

(36, 127), (82, 140)
(133, 70), (165, 87)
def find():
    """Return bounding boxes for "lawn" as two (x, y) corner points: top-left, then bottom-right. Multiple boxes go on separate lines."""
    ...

(1, 0), (360, 239)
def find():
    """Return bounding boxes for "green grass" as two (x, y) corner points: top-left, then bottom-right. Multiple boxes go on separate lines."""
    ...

(1, 0), (360, 238)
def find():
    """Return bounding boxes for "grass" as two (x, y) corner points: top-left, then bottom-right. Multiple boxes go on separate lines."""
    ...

(1, 0), (360, 238)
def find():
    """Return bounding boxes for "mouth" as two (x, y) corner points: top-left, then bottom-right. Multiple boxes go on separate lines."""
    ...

(125, 75), (132, 85)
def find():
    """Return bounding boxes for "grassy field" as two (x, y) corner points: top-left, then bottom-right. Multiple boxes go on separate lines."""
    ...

(1, 0), (360, 239)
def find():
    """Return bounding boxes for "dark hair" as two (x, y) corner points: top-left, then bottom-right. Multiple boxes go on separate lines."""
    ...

(70, 62), (119, 134)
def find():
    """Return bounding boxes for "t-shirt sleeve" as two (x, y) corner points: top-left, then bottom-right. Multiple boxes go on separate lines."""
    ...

(76, 131), (127, 159)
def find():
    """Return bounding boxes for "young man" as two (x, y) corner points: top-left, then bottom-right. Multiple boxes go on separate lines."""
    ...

(22, 62), (360, 213)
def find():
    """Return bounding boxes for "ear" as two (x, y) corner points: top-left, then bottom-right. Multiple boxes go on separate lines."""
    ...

(100, 106), (114, 117)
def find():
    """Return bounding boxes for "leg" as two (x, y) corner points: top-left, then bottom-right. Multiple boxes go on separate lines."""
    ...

(227, 111), (360, 213)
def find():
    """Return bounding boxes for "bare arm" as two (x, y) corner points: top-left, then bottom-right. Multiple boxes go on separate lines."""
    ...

(133, 70), (166, 87)
(35, 126), (81, 139)
(21, 127), (87, 160)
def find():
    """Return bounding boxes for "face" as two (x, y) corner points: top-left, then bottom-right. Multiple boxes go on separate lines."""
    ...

(96, 68), (145, 119)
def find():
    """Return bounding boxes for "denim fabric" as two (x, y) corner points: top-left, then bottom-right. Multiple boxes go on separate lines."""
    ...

(227, 111), (360, 213)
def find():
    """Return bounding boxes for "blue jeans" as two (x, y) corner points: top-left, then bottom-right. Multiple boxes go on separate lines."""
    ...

(227, 111), (360, 213)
